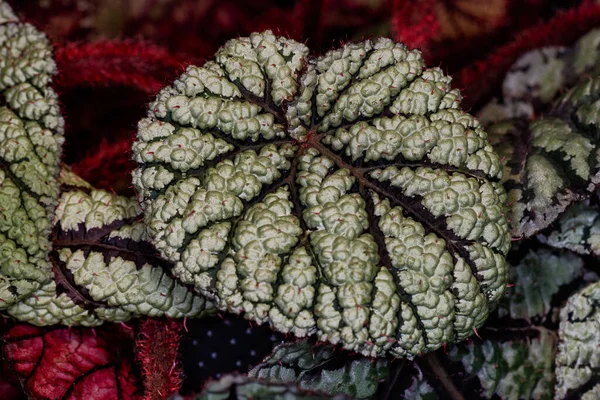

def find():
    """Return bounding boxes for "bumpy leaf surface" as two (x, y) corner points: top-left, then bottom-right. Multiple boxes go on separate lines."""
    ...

(0, 2), (65, 307)
(194, 374), (347, 400)
(249, 338), (389, 399)
(6, 171), (213, 325)
(555, 281), (600, 400)
(132, 30), (511, 357)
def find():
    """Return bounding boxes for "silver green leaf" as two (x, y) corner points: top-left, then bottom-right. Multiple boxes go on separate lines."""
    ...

(402, 365), (438, 400)
(538, 198), (600, 257)
(0, 2), (65, 308)
(249, 339), (389, 399)
(498, 248), (583, 322)
(449, 327), (557, 400)
(6, 171), (213, 325)
(194, 374), (348, 400)
(555, 280), (600, 400)
(479, 28), (600, 124)
(488, 102), (600, 239)
(483, 28), (600, 238)
(478, 47), (568, 124)
(133, 30), (511, 358)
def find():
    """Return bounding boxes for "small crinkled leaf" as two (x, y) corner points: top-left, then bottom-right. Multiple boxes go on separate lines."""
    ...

(1, 322), (140, 400)
(479, 28), (600, 124)
(555, 280), (600, 400)
(538, 198), (600, 256)
(478, 47), (568, 124)
(402, 365), (438, 400)
(449, 327), (557, 400)
(133, 30), (511, 358)
(488, 103), (600, 238)
(6, 171), (214, 325)
(249, 338), (389, 399)
(0, 2), (65, 307)
(498, 248), (583, 321)
(484, 29), (600, 238)
(194, 374), (347, 400)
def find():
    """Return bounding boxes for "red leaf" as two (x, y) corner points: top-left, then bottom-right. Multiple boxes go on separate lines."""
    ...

(2, 323), (141, 400)
(135, 319), (184, 400)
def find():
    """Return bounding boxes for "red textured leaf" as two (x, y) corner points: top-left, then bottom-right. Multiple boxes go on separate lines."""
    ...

(136, 319), (184, 400)
(2, 323), (141, 400)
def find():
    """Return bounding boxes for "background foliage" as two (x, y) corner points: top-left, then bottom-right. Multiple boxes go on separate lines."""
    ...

(3, 1), (600, 399)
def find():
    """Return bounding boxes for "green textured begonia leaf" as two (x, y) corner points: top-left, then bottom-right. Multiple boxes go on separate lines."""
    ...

(194, 374), (348, 400)
(555, 280), (600, 400)
(498, 248), (584, 322)
(0, 3), (65, 308)
(132, 30), (511, 358)
(5, 170), (213, 325)
(249, 338), (390, 399)
(449, 327), (557, 400)
(538, 198), (600, 257)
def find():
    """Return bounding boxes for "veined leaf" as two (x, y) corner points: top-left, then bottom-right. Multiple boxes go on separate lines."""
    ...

(1, 322), (140, 400)
(0, 2), (64, 307)
(479, 28), (600, 124)
(133, 30), (511, 358)
(499, 248), (583, 322)
(488, 99), (600, 238)
(6, 170), (213, 325)
(449, 327), (557, 400)
(483, 28), (600, 238)
(249, 338), (390, 399)
(555, 280), (600, 399)
(538, 198), (600, 257)
(194, 374), (348, 399)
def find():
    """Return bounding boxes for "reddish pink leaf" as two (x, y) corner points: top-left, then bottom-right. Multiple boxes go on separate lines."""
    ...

(2, 323), (141, 400)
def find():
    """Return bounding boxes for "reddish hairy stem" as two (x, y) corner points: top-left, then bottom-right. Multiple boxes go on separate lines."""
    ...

(54, 40), (187, 94)
(136, 319), (184, 400)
